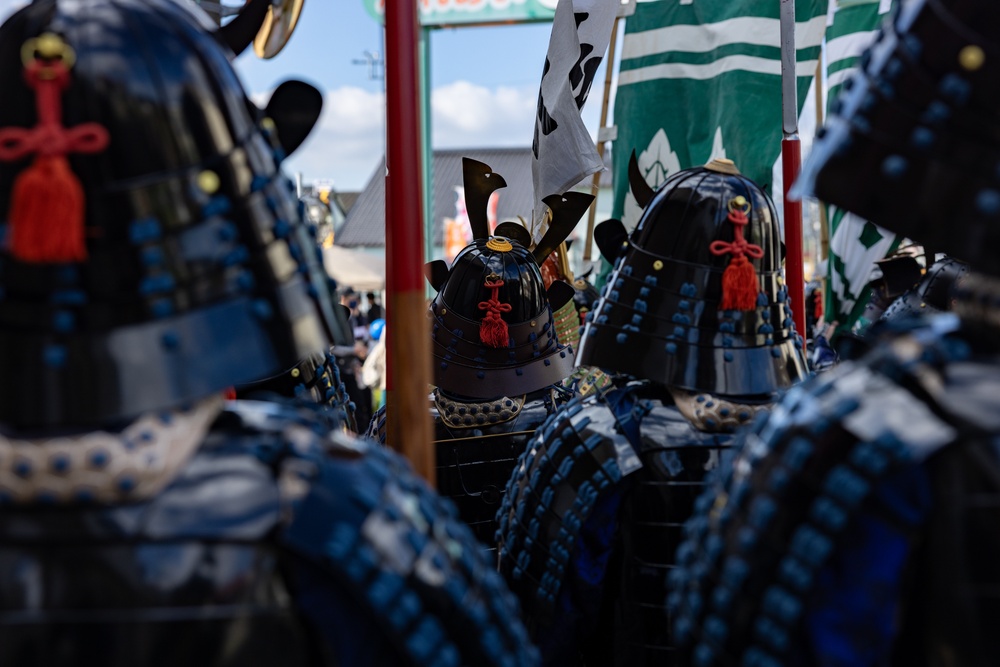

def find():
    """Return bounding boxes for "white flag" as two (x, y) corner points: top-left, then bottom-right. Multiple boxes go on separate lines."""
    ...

(821, 0), (900, 334)
(531, 0), (618, 239)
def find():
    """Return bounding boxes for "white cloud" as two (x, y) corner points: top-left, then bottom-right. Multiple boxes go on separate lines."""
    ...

(283, 81), (603, 192)
(286, 81), (557, 192)
(432, 81), (537, 142)
(283, 86), (386, 192)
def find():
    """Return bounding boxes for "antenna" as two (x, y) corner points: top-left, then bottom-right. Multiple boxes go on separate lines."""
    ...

(352, 50), (384, 81)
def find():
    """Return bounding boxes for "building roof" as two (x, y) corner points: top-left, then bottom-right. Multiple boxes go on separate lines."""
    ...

(336, 147), (540, 248)
(333, 191), (361, 213)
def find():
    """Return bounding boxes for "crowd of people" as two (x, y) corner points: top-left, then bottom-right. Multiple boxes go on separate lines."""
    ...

(0, 0), (995, 666)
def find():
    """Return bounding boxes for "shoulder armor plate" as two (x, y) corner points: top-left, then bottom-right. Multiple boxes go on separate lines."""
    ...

(669, 322), (978, 665)
(280, 430), (538, 667)
(496, 393), (643, 625)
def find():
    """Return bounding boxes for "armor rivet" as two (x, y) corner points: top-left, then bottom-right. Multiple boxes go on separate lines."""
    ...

(291, 368), (301, 377)
(441, 309), (447, 315)
(43, 344), (68, 368)
(252, 299), (274, 320)
(881, 155), (908, 180)
(14, 460), (32, 478)
(161, 331), (180, 350)
(50, 455), (70, 473)
(530, 320), (537, 327)
(653, 260), (664, 271)
(197, 170), (221, 194)
(959, 45), (985, 71)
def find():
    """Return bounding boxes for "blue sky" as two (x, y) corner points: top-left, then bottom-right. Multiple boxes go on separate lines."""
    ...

(0, 0), (609, 193)
(234, 1), (606, 192)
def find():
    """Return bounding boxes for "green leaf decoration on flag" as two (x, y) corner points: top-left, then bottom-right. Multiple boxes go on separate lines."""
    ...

(611, 0), (828, 231)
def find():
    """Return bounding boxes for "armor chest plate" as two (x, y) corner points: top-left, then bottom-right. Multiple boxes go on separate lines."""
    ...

(616, 401), (736, 666)
(433, 389), (561, 548)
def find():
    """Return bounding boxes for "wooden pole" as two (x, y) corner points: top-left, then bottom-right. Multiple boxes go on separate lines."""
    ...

(583, 17), (620, 262)
(385, 0), (434, 483)
(780, 0), (806, 348)
(814, 59), (829, 263)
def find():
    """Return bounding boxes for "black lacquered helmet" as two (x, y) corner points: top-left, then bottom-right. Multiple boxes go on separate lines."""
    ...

(880, 255), (969, 321)
(794, 0), (1000, 275)
(0, 0), (339, 429)
(425, 158), (592, 399)
(578, 159), (808, 398)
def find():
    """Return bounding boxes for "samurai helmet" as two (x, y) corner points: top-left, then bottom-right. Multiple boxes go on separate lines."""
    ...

(425, 158), (592, 399)
(577, 157), (808, 398)
(0, 0), (338, 429)
(794, 0), (1000, 275)
(880, 255), (969, 322)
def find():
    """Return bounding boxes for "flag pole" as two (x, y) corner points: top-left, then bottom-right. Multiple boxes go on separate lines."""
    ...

(385, 0), (434, 483)
(814, 59), (829, 264)
(583, 16), (620, 263)
(779, 0), (806, 347)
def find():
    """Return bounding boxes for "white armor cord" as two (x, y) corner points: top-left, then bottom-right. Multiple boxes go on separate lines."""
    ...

(669, 388), (772, 434)
(0, 395), (226, 505)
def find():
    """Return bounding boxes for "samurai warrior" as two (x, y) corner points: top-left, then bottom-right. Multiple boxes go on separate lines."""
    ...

(0, 2), (537, 665)
(369, 158), (592, 549)
(670, 1), (1000, 665)
(496, 157), (809, 665)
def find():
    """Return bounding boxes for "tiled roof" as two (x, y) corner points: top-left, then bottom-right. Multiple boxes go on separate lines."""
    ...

(336, 147), (543, 248)
(334, 191), (361, 213)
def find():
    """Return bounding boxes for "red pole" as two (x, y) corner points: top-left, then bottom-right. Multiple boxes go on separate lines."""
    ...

(782, 138), (806, 344)
(385, 0), (434, 482)
(779, 0), (806, 348)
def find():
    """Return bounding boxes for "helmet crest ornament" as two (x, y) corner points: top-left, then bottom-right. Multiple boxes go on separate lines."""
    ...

(709, 196), (763, 311)
(0, 33), (109, 263)
(478, 273), (512, 347)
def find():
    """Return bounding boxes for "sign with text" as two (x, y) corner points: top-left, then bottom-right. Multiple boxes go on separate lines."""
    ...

(363, 0), (557, 28)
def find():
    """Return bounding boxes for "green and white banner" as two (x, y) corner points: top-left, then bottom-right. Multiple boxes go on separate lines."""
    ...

(611, 0), (828, 229)
(823, 0), (898, 335)
(363, 0), (557, 27)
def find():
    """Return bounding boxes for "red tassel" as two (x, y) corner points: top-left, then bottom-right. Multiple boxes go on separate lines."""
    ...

(710, 198), (764, 311)
(9, 155), (87, 262)
(0, 44), (109, 264)
(719, 255), (759, 311)
(478, 277), (512, 347)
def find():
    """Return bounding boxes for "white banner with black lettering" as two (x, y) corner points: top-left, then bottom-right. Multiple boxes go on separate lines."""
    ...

(530, 0), (618, 239)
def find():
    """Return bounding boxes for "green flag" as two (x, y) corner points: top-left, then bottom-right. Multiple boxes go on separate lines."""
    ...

(823, 0), (899, 335)
(611, 0), (827, 229)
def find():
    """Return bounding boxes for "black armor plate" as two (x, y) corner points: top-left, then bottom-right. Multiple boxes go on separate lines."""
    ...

(671, 315), (1000, 666)
(497, 383), (736, 665)
(369, 387), (571, 550)
(0, 400), (539, 667)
